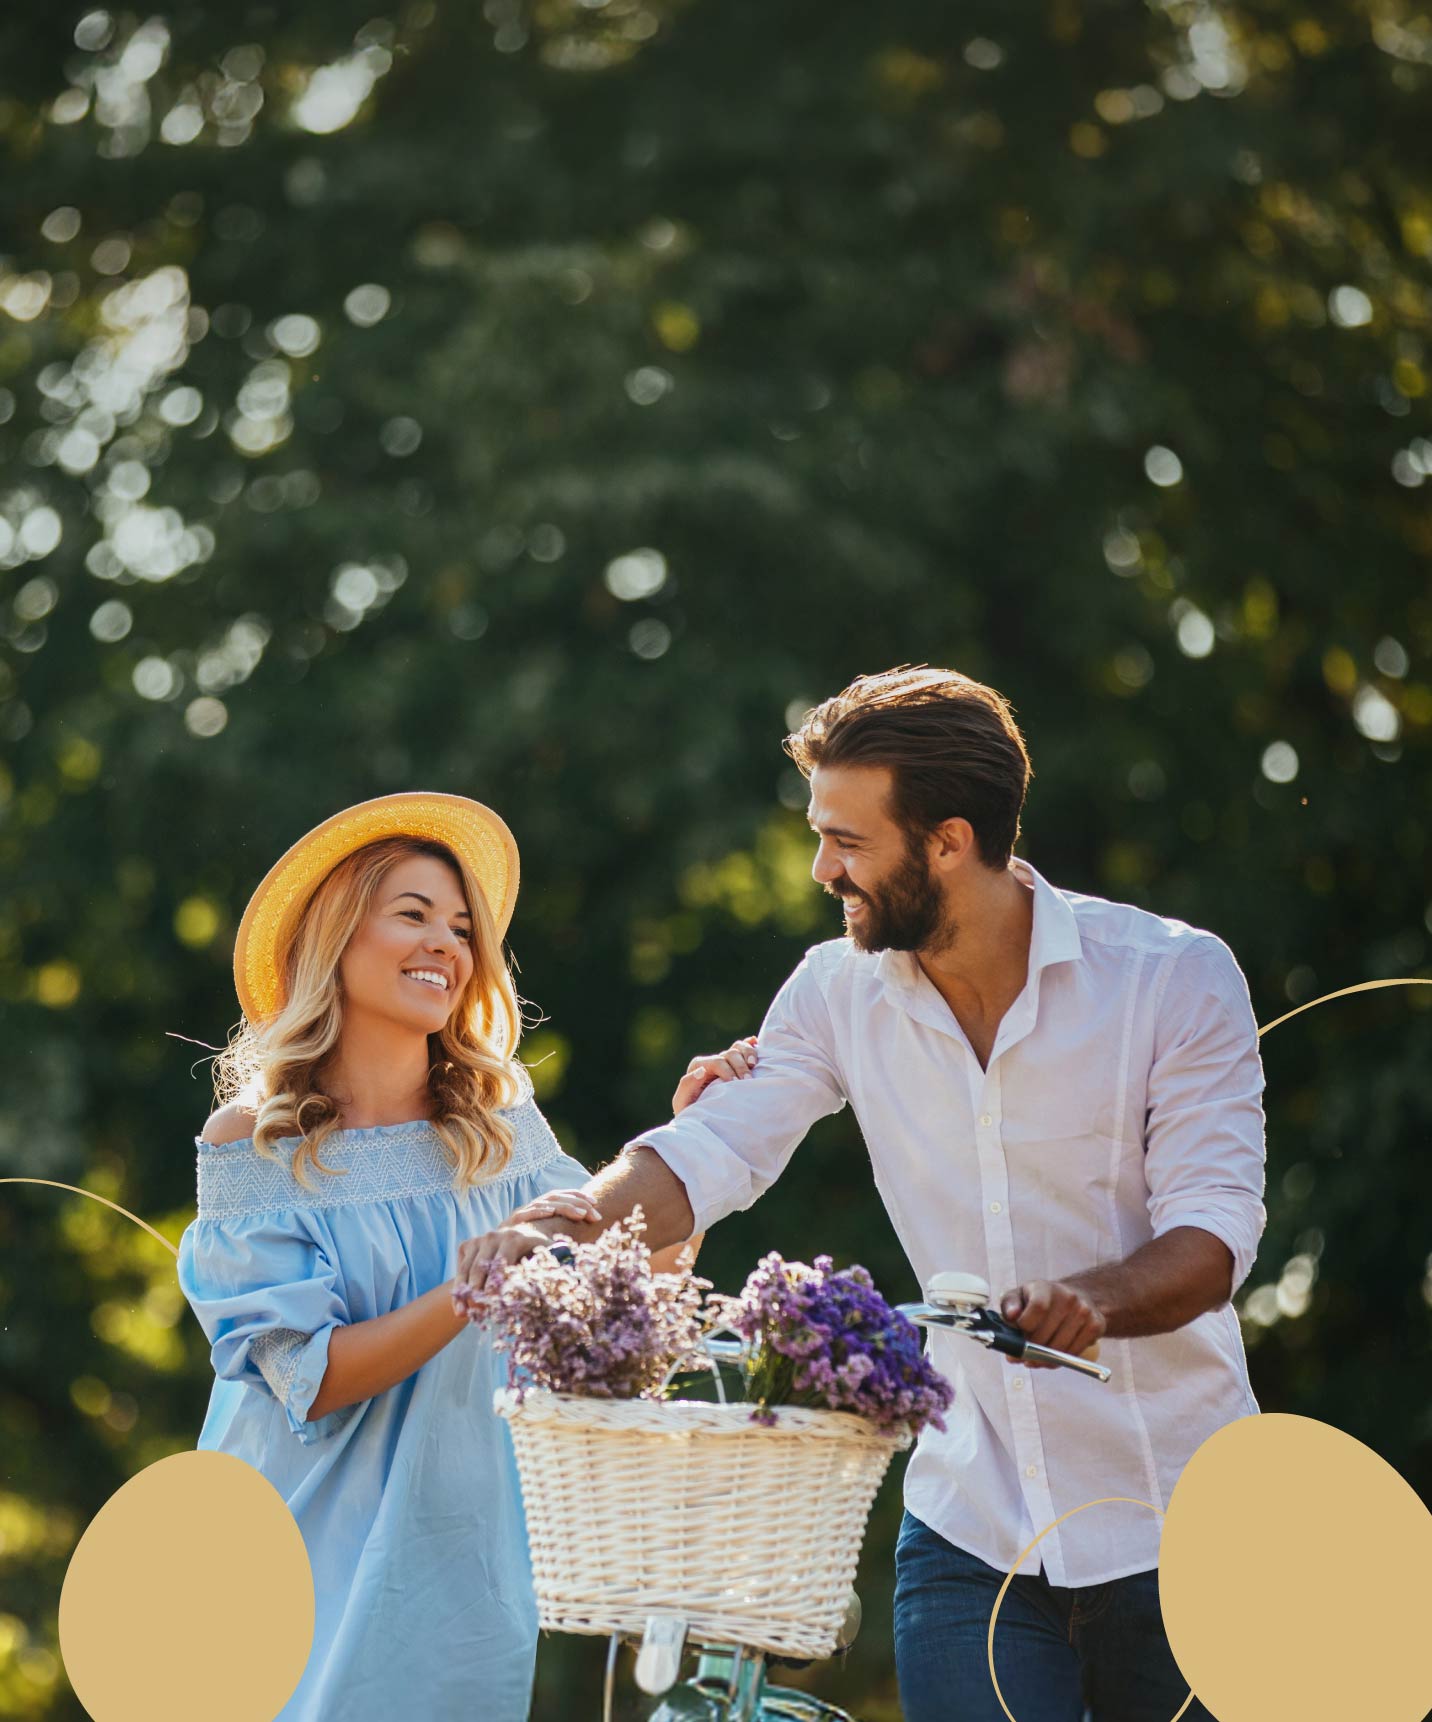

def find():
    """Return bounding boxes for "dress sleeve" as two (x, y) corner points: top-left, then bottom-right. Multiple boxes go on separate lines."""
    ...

(178, 1207), (356, 1445)
(1144, 934), (1268, 1297)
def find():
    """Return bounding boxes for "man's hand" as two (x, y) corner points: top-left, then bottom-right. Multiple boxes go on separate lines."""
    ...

(999, 1279), (1106, 1368)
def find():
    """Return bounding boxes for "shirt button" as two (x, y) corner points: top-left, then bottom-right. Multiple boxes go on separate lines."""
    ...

(1025, 1464), (1038, 1478)
(1011, 1376), (1024, 1390)
(989, 1200), (1002, 1214)
(979, 1113), (992, 1126)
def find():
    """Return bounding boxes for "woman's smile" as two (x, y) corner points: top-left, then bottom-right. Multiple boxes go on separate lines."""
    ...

(402, 967), (452, 993)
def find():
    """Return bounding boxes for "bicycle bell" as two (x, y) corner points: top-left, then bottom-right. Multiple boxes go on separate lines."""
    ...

(925, 1272), (991, 1312)
(897, 1272), (990, 1329)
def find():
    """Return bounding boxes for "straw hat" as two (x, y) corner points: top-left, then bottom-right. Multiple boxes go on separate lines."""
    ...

(233, 792), (519, 1024)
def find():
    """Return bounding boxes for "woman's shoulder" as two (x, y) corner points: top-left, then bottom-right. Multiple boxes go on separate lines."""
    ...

(192, 1067), (545, 1221)
(199, 1069), (529, 1143)
(200, 1101), (258, 1146)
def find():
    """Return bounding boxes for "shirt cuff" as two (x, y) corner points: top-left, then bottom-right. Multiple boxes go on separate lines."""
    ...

(623, 1116), (760, 1236)
(1150, 1210), (1262, 1300)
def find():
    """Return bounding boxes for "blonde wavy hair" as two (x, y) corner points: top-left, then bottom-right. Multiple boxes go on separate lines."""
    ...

(216, 837), (524, 1190)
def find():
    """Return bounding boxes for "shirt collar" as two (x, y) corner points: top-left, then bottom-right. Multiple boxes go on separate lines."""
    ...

(1013, 855), (1083, 974)
(874, 855), (1083, 1001)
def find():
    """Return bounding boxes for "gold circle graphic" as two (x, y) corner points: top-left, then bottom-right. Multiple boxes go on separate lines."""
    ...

(59, 1450), (314, 1721)
(1160, 1413), (1432, 1722)
(988, 1496), (1193, 1722)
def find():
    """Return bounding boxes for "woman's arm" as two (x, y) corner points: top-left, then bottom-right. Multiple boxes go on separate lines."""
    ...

(306, 1280), (468, 1422)
(228, 1033), (765, 1422)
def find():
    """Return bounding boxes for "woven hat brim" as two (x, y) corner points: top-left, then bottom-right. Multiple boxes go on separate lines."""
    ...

(232, 792), (519, 1024)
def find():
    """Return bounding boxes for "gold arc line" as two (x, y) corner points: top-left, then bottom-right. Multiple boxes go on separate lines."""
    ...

(0, 1179), (179, 1258)
(1257, 977), (1432, 1038)
(987, 1496), (1194, 1722)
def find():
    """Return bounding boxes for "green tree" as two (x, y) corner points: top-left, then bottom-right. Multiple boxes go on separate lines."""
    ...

(1, 1), (1429, 1714)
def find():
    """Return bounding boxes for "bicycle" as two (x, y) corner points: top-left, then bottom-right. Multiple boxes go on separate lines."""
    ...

(595, 1270), (1109, 1721)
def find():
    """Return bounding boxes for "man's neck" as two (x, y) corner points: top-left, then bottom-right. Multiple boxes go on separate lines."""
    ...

(915, 864), (1035, 1024)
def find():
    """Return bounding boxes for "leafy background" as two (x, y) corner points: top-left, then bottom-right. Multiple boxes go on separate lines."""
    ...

(1, 0), (1429, 1715)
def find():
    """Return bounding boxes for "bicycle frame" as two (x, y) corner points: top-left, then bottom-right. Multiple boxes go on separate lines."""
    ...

(609, 1636), (858, 1722)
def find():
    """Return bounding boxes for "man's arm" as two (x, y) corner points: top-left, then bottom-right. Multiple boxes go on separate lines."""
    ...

(1000, 933), (1265, 1363)
(457, 953), (847, 1288)
(998, 1226), (1235, 1362)
(455, 1147), (693, 1291)
(1064, 1226), (1234, 1334)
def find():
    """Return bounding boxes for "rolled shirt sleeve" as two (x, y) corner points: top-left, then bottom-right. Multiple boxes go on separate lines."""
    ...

(626, 953), (848, 1234)
(1143, 934), (1268, 1295)
(178, 1209), (355, 1444)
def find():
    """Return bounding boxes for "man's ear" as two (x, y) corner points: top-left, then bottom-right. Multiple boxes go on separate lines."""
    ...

(928, 816), (978, 871)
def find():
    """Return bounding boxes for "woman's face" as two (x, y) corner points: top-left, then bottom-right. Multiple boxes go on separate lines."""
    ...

(337, 853), (477, 1036)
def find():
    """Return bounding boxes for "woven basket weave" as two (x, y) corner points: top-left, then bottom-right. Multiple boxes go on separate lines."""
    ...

(497, 1389), (909, 1660)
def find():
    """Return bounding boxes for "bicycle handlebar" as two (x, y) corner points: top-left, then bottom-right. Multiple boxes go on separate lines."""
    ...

(897, 1272), (1111, 1383)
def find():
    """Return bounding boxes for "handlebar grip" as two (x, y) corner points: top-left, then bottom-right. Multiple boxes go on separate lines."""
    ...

(1021, 1340), (1112, 1381)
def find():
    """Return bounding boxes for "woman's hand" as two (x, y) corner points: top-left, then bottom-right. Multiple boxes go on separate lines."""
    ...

(504, 1188), (603, 1228)
(455, 1216), (567, 1295)
(672, 1035), (759, 1113)
(453, 1191), (601, 1298)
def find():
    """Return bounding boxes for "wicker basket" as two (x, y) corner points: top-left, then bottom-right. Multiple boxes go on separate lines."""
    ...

(497, 1389), (909, 1660)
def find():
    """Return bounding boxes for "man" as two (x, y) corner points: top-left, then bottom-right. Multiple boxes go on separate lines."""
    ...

(463, 665), (1263, 1722)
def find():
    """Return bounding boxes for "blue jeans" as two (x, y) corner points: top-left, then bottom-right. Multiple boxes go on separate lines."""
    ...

(893, 1511), (1212, 1722)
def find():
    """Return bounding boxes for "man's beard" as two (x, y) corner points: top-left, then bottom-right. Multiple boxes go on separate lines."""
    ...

(832, 836), (956, 955)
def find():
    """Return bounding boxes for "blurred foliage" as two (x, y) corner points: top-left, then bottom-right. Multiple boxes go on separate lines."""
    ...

(1, 0), (1430, 1714)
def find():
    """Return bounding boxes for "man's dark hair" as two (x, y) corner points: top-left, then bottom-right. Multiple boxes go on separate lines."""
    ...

(783, 665), (1033, 869)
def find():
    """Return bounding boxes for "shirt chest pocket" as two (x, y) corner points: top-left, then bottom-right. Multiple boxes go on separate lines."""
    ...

(996, 1066), (1126, 1265)
(996, 1042), (1126, 1158)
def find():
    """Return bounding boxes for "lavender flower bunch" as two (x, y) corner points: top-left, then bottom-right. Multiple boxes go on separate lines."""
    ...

(456, 1209), (710, 1401)
(710, 1253), (954, 1436)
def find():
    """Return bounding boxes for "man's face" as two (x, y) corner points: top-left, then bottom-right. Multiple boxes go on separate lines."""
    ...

(807, 764), (952, 954)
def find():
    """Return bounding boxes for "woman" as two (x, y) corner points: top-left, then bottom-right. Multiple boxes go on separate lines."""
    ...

(177, 793), (751, 1721)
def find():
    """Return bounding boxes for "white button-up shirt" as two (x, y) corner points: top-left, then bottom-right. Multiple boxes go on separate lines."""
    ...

(630, 857), (1266, 1585)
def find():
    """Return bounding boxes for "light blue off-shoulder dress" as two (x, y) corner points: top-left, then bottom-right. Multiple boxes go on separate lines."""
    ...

(176, 1071), (587, 1722)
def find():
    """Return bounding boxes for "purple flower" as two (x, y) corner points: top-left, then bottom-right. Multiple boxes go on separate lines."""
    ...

(456, 1209), (710, 1401)
(458, 1221), (952, 1437)
(708, 1253), (953, 1437)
